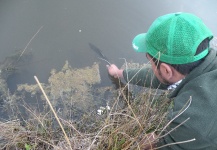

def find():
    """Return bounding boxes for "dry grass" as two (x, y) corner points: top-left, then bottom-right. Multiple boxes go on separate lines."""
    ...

(1, 56), (199, 149)
(0, 77), (172, 150)
(0, 58), (177, 150)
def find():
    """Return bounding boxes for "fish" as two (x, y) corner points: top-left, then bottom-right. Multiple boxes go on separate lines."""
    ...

(88, 43), (111, 65)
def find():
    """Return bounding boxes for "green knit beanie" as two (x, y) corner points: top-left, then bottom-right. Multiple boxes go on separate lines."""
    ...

(132, 12), (213, 64)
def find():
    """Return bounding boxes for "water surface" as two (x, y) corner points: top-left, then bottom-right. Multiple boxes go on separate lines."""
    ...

(0, 0), (216, 94)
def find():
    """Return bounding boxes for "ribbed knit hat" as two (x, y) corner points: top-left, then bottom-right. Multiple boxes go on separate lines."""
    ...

(132, 12), (213, 64)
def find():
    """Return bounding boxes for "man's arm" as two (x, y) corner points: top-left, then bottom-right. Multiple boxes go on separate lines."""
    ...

(107, 64), (168, 89)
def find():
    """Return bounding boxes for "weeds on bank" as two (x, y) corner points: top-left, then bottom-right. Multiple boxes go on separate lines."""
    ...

(94, 87), (171, 150)
(0, 76), (172, 150)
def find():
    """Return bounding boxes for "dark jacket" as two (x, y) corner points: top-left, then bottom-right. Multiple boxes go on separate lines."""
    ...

(123, 49), (217, 149)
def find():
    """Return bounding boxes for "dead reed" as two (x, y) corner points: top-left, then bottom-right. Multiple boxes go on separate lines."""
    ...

(0, 60), (194, 149)
(0, 77), (173, 150)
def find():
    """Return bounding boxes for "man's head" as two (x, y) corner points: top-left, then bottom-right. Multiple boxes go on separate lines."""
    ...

(132, 12), (213, 84)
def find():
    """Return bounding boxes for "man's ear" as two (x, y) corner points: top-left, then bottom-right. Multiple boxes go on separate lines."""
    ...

(159, 63), (173, 80)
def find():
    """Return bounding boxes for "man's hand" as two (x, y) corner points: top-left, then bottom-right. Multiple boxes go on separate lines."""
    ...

(107, 64), (124, 78)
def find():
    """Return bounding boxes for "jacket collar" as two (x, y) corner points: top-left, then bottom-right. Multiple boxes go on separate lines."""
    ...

(169, 49), (217, 98)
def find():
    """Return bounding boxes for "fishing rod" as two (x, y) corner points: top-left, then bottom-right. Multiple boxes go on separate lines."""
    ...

(88, 43), (111, 65)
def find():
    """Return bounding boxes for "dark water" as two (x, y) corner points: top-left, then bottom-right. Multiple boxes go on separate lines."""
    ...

(0, 0), (216, 124)
(0, 0), (216, 90)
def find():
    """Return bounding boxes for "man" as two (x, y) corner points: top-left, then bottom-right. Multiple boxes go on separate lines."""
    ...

(107, 12), (217, 149)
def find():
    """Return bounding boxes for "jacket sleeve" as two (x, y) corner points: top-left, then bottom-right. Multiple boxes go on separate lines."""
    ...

(122, 66), (168, 89)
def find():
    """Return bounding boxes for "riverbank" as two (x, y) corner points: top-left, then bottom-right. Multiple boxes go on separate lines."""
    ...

(0, 61), (171, 149)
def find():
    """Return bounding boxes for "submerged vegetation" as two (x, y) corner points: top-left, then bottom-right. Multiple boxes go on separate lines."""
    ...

(0, 58), (173, 150)
(0, 49), (32, 100)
